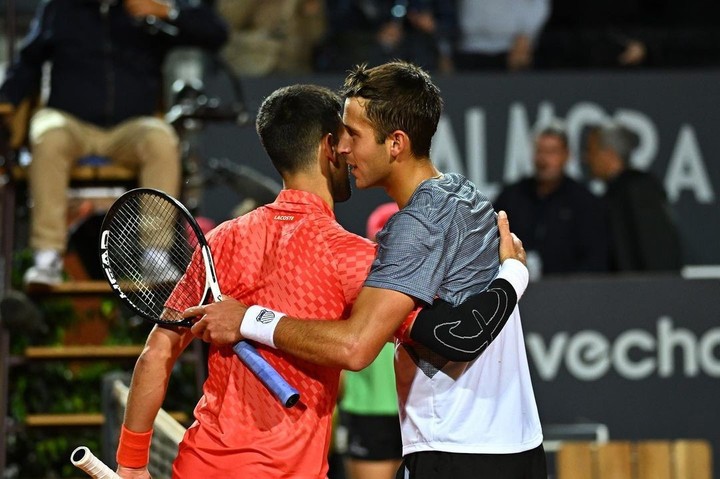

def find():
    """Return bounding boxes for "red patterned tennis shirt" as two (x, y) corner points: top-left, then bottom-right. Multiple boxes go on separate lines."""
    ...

(168, 190), (376, 478)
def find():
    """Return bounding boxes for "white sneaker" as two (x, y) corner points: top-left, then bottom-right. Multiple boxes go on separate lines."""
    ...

(141, 248), (182, 284)
(23, 250), (63, 288)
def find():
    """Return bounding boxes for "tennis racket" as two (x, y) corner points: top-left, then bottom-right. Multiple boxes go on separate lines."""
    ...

(71, 447), (120, 479)
(99, 188), (300, 407)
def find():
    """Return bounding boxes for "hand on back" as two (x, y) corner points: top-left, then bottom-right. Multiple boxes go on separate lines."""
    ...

(497, 210), (526, 265)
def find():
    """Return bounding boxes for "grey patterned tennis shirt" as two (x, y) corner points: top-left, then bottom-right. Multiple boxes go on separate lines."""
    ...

(365, 172), (499, 306)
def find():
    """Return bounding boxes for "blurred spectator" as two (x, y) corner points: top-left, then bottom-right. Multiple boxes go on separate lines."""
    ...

(217, 0), (326, 76)
(535, 0), (655, 69)
(494, 122), (608, 279)
(535, 0), (720, 69)
(453, 0), (550, 71)
(0, 0), (228, 287)
(316, 0), (456, 73)
(313, 0), (397, 71)
(584, 122), (683, 272)
(339, 202), (401, 479)
(650, 0), (720, 68)
(398, 1), (457, 73)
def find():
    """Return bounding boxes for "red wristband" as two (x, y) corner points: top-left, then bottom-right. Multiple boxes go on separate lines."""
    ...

(116, 424), (153, 468)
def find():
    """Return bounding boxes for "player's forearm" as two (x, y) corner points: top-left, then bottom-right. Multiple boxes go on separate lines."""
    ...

(187, 300), (362, 367)
(272, 317), (367, 370)
(240, 306), (382, 371)
(117, 354), (169, 470)
(409, 259), (529, 361)
(245, 288), (414, 371)
(121, 326), (190, 450)
(123, 352), (173, 432)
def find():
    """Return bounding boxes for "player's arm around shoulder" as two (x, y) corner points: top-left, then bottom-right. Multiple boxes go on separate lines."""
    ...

(273, 285), (417, 371)
(400, 211), (529, 361)
(187, 285), (416, 370)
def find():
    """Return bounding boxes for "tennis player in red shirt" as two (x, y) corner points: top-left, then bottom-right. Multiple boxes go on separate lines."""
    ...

(116, 84), (376, 479)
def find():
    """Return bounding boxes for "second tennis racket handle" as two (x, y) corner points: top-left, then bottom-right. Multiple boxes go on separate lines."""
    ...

(71, 447), (120, 479)
(232, 341), (301, 408)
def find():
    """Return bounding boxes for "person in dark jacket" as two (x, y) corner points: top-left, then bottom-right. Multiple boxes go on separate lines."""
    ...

(494, 121), (608, 278)
(585, 121), (683, 272)
(0, 0), (228, 287)
(316, 0), (456, 73)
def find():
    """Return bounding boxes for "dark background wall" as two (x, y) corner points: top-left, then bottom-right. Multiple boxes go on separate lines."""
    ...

(194, 70), (720, 267)
(190, 71), (720, 474)
(522, 275), (720, 477)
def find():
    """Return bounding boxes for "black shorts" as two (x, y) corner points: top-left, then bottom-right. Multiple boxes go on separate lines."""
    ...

(344, 412), (403, 461)
(395, 444), (547, 479)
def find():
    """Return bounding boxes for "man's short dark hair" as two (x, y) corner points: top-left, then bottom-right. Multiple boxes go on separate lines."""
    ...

(340, 61), (442, 159)
(256, 84), (343, 175)
(537, 120), (569, 149)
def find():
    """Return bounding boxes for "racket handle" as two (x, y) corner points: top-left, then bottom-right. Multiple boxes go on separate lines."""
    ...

(71, 446), (120, 479)
(233, 341), (300, 408)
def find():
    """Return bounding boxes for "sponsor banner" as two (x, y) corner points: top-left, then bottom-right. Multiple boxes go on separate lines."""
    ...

(521, 275), (720, 475)
(201, 71), (720, 265)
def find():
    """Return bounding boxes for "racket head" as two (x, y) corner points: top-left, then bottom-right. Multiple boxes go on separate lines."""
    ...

(99, 188), (209, 327)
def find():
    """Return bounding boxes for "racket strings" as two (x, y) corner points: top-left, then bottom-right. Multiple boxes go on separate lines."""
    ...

(103, 192), (206, 321)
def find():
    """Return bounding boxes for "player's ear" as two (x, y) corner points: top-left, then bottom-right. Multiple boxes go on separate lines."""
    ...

(389, 131), (408, 157)
(322, 133), (339, 165)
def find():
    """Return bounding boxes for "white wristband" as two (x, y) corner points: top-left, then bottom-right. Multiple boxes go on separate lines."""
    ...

(497, 258), (529, 301)
(240, 305), (286, 348)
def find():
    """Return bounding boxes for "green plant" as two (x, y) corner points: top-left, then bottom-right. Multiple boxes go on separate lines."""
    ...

(5, 251), (197, 477)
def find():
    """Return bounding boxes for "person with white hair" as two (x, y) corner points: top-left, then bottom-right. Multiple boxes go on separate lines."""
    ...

(584, 121), (683, 272)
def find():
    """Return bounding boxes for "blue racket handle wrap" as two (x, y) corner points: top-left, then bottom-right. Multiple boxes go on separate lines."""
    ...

(233, 341), (300, 408)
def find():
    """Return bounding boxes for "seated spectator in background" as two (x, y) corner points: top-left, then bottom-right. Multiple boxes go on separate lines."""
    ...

(453, 0), (550, 71)
(494, 122), (608, 279)
(0, 0), (228, 288)
(536, 0), (720, 70)
(535, 0), (657, 69)
(584, 122), (683, 272)
(316, 0), (456, 73)
(218, 0), (326, 76)
(340, 202), (402, 479)
(396, 0), (457, 73)
(648, 0), (720, 68)
(314, 0), (399, 72)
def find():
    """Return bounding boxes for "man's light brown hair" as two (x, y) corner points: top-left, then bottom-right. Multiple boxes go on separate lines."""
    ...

(340, 61), (443, 159)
